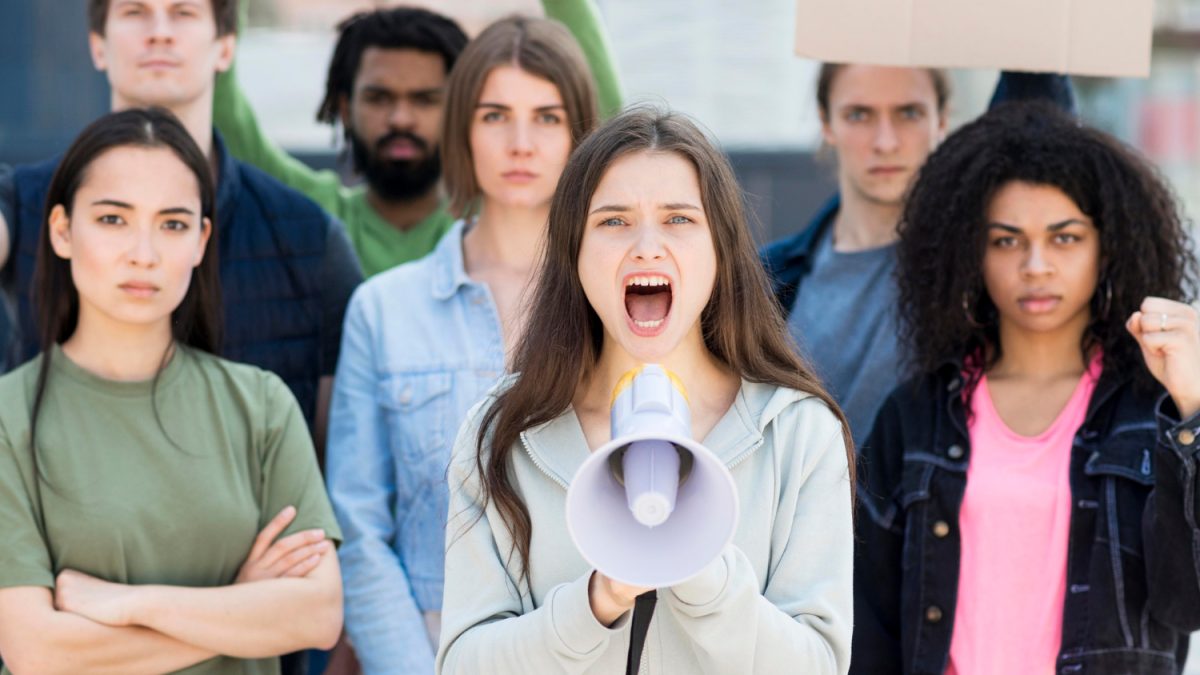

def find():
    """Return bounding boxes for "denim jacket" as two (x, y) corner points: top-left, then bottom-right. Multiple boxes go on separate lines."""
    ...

(852, 365), (1200, 675)
(326, 220), (505, 674)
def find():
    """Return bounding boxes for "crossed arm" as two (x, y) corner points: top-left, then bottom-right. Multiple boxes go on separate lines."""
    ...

(0, 508), (341, 675)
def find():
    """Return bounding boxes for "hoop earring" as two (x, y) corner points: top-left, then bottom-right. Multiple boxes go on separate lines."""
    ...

(963, 290), (983, 328)
(1095, 278), (1113, 321)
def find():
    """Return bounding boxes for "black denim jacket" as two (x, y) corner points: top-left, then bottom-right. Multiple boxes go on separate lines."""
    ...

(852, 365), (1200, 675)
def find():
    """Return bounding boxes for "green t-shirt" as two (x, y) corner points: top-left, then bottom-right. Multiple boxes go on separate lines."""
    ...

(0, 346), (341, 675)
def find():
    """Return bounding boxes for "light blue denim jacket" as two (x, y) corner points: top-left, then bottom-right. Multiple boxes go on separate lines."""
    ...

(327, 220), (505, 674)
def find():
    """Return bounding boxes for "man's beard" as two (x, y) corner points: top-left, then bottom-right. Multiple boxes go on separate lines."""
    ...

(348, 129), (441, 202)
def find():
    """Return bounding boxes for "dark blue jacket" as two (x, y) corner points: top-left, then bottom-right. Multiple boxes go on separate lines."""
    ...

(0, 133), (363, 428)
(853, 366), (1200, 675)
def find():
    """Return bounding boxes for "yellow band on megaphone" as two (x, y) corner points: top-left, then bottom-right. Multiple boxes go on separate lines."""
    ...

(609, 365), (690, 408)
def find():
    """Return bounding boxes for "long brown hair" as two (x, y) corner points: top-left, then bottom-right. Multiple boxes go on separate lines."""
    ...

(475, 107), (854, 588)
(27, 108), (222, 538)
(440, 15), (599, 218)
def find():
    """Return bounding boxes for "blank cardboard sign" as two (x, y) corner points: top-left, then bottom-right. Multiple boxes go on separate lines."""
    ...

(794, 0), (1154, 77)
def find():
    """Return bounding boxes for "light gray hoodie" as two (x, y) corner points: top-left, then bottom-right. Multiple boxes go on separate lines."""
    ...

(437, 380), (853, 675)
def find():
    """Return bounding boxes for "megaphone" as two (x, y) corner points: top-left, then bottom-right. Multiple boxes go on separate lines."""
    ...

(565, 365), (739, 588)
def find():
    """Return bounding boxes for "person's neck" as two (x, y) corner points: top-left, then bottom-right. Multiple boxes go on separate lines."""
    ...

(112, 90), (214, 158)
(580, 331), (739, 425)
(989, 313), (1091, 381)
(831, 186), (902, 253)
(462, 199), (548, 276)
(366, 186), (442, 232)
(60, 313), (175, 382)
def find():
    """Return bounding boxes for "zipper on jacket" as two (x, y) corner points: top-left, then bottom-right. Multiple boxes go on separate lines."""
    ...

(727, 438), (766, 472)
(1141, 448), (1151, 476)
(519, 432), (570, 490)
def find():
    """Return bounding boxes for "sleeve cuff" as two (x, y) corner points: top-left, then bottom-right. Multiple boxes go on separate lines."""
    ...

(665, 547), (732, 607)
(1156, 393), (1200, 456)
(547, 572), (620, 657)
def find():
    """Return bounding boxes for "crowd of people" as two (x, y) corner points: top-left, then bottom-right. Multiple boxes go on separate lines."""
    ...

(0, 1), (1199, 674)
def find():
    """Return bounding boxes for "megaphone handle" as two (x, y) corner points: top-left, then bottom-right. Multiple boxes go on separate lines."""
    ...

(625, 591), (657, 675)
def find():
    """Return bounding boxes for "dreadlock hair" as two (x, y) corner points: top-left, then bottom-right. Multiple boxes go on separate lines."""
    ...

(316, 7), (468, 125)
(897, 101), (1197, 392)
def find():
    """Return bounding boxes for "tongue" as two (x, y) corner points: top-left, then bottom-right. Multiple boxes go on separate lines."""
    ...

(626, 290), (671, 322)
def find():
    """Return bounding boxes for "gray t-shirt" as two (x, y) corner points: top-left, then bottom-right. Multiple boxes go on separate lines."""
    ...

(788, 227), (903, 447)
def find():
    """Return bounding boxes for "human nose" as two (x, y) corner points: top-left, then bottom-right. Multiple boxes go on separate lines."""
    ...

(1021, 243), (1051, 277)
(127, 227), (160, 267)
(147, 8), (175, 45)
(631, 221), (666, 262)
(508, 119), (534, 157)
(873, 116), (899, 154)
(388, 98), (415, 130)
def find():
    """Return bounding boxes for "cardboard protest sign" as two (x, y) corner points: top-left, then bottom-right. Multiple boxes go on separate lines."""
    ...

(794, 0), (1155, 77)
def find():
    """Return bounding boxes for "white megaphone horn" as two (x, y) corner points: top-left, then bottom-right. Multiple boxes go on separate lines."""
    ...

(565, 365), (739, 588)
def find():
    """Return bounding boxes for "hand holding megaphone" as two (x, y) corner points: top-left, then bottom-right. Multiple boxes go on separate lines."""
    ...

(566, 365), (739, 590)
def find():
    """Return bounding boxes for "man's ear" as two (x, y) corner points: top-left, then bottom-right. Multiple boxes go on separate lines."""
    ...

(88, 31), (108, 72)
(935, 106), (950, 142)
(819, 109), (836, 148)
(48, 205), (73, 260)
(214, 33), (236, 73)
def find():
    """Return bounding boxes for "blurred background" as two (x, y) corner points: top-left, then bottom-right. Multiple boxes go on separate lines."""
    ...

(5, 0), (1200, 245)
(1, 0), (1199, 670)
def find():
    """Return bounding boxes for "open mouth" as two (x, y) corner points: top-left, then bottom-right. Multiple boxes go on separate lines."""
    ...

(624, 274), (673, 336)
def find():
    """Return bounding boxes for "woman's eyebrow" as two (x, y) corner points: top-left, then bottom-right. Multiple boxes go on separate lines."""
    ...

(92, 199), (134, 209)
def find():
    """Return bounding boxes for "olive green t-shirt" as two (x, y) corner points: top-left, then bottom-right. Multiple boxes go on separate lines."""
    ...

(0, 346), (341, 674)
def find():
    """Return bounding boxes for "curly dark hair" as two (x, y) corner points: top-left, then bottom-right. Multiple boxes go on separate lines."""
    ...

(897, 101), (1197, 388)
(316, 7), (468, 126)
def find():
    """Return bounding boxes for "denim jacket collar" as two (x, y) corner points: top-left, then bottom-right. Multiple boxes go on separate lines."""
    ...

(519, 380), (802, 488)
(430, 219), (474, 301)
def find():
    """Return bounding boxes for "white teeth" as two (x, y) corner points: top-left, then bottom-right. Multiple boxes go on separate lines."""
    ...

(627, 276), (670, 288)
(633, 318), (665, 329)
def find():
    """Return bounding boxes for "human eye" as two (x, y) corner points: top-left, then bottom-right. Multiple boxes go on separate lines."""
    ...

(480, 110), (505, 123)
(162, 219), (190, 232)
(119, 3), (145, 17)
(172, 3), (199, 18)
(413, 92), (441, 108)
(990, 235), (1018, 249)
(1053, 232), (1081, 245)
(537, 111), (563, 125)
(844, 108), (869, 123)
(666, 214), (693, 225)
(361, 90), (390, 106)
(598, 216), (626, 228)
(899, 105), (925, 121)
(97, 213), (126, 226)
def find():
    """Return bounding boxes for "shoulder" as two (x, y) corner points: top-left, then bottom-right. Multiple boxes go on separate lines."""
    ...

(182, 347), (295, 410)
(449, 375), (517, 464)
(230, 159), (335, 239)
(759, 193), (840, 271)
(0, 355), (44, 422)
(346, 253), (441, 324)
(751, 383), (845, 454)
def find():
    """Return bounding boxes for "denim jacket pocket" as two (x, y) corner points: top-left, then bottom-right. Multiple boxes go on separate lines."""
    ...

(1085, 430), (1158, 649)
(378, 372), (453, 469)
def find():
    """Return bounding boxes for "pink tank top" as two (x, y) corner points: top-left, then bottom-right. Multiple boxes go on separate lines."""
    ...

(946, 357), (1101, 675)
